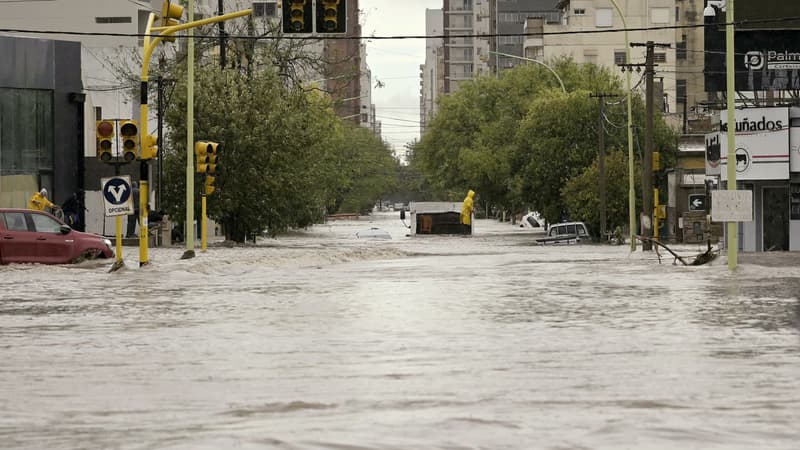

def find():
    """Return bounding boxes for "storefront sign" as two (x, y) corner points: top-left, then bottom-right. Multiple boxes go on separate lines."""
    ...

(719, 107), (789, 181)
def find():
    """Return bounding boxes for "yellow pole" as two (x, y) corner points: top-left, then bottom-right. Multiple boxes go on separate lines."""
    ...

(139, 14), (160, 266)
(184, 0), (196, 259)
(201, 194), (207, 251)
(653, 187), (659, 239)
(725, 0), (738, 270)
(138, 7), (252, 263)
(115, 216), (123, 263)
(608, 0), (637, 251)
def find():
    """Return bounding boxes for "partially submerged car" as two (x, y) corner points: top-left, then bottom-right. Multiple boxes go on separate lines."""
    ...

(0, 208), (114, 264)
(536, 221), (591, 245)
(519, 211), (545, 228)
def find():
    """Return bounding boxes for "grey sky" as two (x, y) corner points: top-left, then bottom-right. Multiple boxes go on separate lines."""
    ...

(361, 0), (433, 155)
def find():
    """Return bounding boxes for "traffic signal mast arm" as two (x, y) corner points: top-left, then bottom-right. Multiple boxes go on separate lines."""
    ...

(136, 3), (252, 265)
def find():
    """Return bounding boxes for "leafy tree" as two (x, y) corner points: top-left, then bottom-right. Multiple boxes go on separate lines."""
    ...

(414, 57), (678, 227)
(333, 126), (399, 214)
(162, 66), (331, 240)
(561, 150), (642, 236)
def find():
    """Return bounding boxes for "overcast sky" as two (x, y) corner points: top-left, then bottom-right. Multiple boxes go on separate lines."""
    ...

(360, 0), (433, 156)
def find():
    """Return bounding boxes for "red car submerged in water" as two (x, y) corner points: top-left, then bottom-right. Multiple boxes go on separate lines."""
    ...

(0, 208), (114, 264)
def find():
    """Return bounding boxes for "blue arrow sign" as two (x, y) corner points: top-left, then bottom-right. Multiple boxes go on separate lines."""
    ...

(104, 177), (131, 205)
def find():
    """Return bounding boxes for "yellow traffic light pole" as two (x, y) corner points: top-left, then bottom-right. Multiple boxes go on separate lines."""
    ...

(201, 192), (207, 251)
(138, 5), (251, 266)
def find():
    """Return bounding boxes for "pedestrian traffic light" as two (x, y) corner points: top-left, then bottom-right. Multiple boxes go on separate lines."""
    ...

(195, 141), (219, 174)
(119, 119), (139, 162)
(141, 134), (158, 160)
(204, 174), (216, 195)
(282, 0), (312, 33)
(96, 120), (114, 162)
(316, 0), (346, 33)
(159, 0), (184, 42)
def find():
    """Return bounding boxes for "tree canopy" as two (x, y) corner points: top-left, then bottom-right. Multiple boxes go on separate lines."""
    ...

(412, 57), (678, 233)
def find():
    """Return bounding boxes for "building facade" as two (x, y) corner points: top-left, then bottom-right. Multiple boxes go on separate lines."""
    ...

(0, 0), (370, 235)
(421, 8), (444, 133)
(543, 0), (678, 114)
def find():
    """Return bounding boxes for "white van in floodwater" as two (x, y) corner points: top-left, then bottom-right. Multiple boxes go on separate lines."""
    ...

(401, 201), (471, 235)
(536, 221), (591, 245)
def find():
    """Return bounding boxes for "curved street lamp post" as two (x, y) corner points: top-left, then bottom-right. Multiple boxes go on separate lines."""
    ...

(607, 0), (637, 251)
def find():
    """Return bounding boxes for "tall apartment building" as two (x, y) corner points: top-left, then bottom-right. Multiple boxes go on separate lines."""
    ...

(421, 9), (444, 134)
(489, 0), (561, 73)
(422, 0), (559, 123)
(674, 0), (708, 132)
(442, 0), (490, 94)
(323, 0), (363, 125)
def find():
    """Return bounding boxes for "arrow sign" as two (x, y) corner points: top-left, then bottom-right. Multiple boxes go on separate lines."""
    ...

(688, 194), (706, 211)
(101, 176), (134, 217)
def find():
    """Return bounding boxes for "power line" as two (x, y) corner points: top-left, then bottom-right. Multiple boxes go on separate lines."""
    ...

(2, 16), (799, 41)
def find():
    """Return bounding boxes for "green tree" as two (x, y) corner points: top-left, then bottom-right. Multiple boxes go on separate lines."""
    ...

(333, 126), (399, 214)
(162, 66), (340, 241)
(561, 150), (641, 236)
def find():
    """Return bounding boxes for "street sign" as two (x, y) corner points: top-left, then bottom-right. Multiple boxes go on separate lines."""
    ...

(688, 194), (707, 211)
(101, 175), (134, 217)
(711, 190), (753, 222)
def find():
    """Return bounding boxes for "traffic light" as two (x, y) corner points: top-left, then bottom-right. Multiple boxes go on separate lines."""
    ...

(159, 0), (184, 42)
(282, 0), (312, 33)
(316, 0), (346, 33)
(194, 141), (219, 174)
(119, 119), (139, 162)
(141, 134), (158, 160)
(96, 120), (114, 162)
(204, 174), (216, 195)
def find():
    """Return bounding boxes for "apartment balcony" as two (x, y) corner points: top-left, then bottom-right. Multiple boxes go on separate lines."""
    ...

(447, 73), (474, 81)
(447, 38), (474, 47)
(446, 7), (473, 15)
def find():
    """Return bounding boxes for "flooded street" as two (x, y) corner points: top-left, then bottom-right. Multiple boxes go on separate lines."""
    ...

(1, 212), (799, 449)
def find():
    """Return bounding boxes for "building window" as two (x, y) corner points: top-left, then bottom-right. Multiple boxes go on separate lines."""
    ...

(654, 53), (667, 63)
(573, 9), (586, 16)
(676, 79), (687, 103)
(95, 17), (132, 24)
(253, 2), (277, 18)
(0, 88), (54, 175)
(614, 51), (627, 65)
(596, 8), (612, 27)
(676, 39), (687, 60)
(583, 49), (598, 61)
(651, 8), (670, 24)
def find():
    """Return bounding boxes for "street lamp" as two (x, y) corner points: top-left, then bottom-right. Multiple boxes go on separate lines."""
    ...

(485, 50), (567, 93)
(704, 0), (737, 270)
(607, 0), (637, 251)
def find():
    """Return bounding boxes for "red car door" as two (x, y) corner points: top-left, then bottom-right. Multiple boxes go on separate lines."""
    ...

(0, 211), (38, 264)
(29, 211), (73, 264)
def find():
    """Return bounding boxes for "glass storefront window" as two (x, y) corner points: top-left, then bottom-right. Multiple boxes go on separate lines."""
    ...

(0, 87), (54, 176)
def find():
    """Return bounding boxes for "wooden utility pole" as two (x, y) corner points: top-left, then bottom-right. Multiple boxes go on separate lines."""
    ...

(631, 41), (670, 250)
(218, 0), (226, 68)
(590, 93), (620, 239)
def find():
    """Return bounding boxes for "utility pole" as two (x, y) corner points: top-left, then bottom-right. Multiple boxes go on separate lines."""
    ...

(218, 0), (226, 68)
(590, 93), (620, 239)
(630, 41), (670, 250)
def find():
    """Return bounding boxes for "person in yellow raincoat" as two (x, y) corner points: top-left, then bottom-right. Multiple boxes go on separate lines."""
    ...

(29, 188), (57, 211)
(460, 189), (475, 234)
